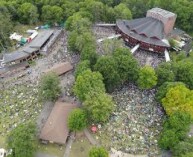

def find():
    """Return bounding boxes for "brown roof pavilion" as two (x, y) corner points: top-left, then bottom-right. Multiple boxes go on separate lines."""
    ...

(45, 62), (73, 76)
(39, 102), (77, 144)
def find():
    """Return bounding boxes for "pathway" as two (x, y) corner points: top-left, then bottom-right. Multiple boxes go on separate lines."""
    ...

(63, 132), (75, 157)
(35, 152), (58, 157)
(84, 129), (99, 146)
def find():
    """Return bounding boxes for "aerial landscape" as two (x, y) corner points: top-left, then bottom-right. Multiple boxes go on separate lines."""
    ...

(0, 0), (193, 157)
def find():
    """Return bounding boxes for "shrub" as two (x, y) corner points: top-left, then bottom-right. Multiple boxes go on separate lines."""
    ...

(89, 147), (108, 157)
(75, 60), (91, 79)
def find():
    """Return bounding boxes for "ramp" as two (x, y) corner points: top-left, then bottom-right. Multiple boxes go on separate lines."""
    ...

(97, 34), (121, 43)
(164, 49), (170, 62)
(131, 44), (140, 54)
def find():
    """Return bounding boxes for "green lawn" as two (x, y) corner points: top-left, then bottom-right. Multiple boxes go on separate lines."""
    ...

(70, 137), (93, 157)
(38, 142), (65, 157)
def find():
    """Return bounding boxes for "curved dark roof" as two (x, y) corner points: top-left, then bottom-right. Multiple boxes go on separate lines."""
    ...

(116, 17), (170, 47)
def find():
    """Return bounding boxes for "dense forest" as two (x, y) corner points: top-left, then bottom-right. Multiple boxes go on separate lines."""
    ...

(0, 0), (193, 53)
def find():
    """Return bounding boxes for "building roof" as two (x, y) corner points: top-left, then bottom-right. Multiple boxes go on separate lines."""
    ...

(3, 51), (29, 63)
(148, 8), (176, 18)
(44, 62), (73, 76)
(3, 30), (55, 64)
(39, 102), (77, 144)
(116, 18), (170, 47)
(29, 30), (54, 48)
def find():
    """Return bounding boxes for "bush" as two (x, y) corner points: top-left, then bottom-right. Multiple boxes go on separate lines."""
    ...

(94, 56), (121, 92)
(75, 60), (91, 79)
(84, 92), (115, 123)
(68, 108), (87, 131)
(162, 84), (193, 117)
(137, 66), (157, 89)
(155, 62), (175, 86)
(155, 82), (185, 103)
(73, 70), (105, 101)
(89, 147), (108, 157)
(7, 122), (37, 157)
(39, 72), (61, 101)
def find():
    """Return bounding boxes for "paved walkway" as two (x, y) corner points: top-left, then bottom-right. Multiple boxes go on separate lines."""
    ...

(63, 132), (75, 157)
(84, 129), (99, 146)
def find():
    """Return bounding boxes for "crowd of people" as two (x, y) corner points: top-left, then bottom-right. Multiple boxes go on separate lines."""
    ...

(98, 84), (164, 156)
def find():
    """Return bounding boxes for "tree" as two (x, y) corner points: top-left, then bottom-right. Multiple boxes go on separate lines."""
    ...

(41, 5), (63, 24)
(65, 13), (91, 31)
(94, 56), (121, 92)
(80, 43), (98, 68)
(84, 92), (115, 122)
(176, 61), (193, 89)
(182, 152), (193, 157)
(156, 82), (185, 103)
(89, 147), (108, 157)
(68, 30), (96, 53)
(102, 39), (123, 55)
(73, 70), (105, 101)
(162, 84), (193, 117)
(114, 3), (132, 19)
(18, 3), (39, 24)
(75, 60), (91, 79)
(7, 122), (37, 157)
(113, 47), (139, 83)
(0, 12), (13, 53)
(68, 108), (87, 131)
(137, 66), (157, 89)
(158, 112), (192, 150)
(172, 137), (193, 157)
(39, 72), (61, 101)
(155, 62), (175, 86)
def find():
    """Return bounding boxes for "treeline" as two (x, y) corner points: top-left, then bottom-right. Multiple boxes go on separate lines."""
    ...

(1, 0), (193, 52)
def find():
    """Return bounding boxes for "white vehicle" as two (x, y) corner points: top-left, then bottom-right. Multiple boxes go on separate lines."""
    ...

(0, 149), (6, 157)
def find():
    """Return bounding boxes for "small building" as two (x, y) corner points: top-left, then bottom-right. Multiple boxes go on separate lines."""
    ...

(44, 62), (73, 76)
(39, 102), (77, 144)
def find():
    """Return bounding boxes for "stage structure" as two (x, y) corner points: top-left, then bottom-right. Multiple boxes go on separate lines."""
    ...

(116, 8), (177, 53)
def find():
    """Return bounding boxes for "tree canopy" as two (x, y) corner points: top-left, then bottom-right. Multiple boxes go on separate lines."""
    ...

(67, 108), (88, 131)
(84, 92), (115, 122)
(94, 56), (121, 92)
(39, 72), (61, 101)
(113, 47), (139, 83)
(73, 70), (105, 101)
(137, 66), (157, 89)
(7, 122), (37, 157)
(162, 84), (193, 117)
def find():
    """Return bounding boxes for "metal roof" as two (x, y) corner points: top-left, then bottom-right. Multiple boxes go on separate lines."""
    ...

(116, 18), (170, 47)
(3, 51), (29, 63)
(30, 30), (54, 48)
